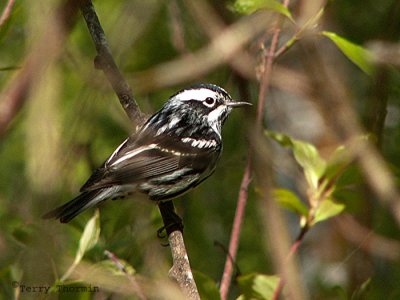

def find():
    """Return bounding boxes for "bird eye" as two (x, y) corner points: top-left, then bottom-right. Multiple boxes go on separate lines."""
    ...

(204, 97), (216, 107)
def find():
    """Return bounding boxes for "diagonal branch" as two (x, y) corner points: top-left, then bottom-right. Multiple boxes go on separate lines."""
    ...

(0, 0), (15, 28)
(78, 1), (199, 299)
(219, 2), (288, 297)
(79, 0), (146, 127)
(158, 201), (200, 299)
(220, 1), (309, 299)
(0, 0), (81, 138)
(220, 155), (252, 300)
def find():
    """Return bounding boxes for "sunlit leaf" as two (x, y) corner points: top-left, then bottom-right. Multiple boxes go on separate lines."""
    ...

(193, 271), (221, 300)
(323, 144), (350, 182)
(231, 0), (293, 21)
(61, 210), (101, 281)
(237, 273), (279, 300)
(292, 141), (326, 190)
(322, 31), (374, 75)
(312, 199), (345, 225)
(273, 188), (308, 216)
(265, 130), (292, 147)
(76, 209), (101, 263)
(265, 131), (326, 190)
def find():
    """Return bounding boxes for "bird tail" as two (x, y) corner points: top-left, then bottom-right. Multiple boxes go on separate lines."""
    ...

(42, 189), (104, 223)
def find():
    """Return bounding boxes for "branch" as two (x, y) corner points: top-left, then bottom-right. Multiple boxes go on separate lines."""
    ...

(79, 0), (146, 127)
(220, 156), (251, 300)
(220, 1), (294, 299)
(104, 250), (148, 300)
(335, 214), (400, 261)
(131, 11), (273, 93)
(158, 201), (200, 300)
(0, 0), (80, 138)
(0, 0), (15, 28)
(78, 2), (199, 298)
(299, 38), (400, 228)
(272, 225), (309, 300)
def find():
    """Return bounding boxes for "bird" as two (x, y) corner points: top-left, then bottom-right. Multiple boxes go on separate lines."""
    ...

(43, 83), (251, 223)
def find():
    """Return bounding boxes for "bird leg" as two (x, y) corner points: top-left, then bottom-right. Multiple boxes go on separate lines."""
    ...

(157, 201), (184, 239)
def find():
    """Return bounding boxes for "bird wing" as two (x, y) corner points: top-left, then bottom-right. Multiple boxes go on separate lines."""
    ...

(80, 132), (220, 193)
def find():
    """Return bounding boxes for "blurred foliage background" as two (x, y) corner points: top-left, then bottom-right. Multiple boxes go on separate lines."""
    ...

(1, 0), (400, 299)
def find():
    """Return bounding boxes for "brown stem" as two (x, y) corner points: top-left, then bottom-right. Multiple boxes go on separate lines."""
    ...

(299, 38), (400, 228)
(272, 225), (309, 300)
(0, 0), (15, 28)
(104, 250), (148, 300)
(79, 2), (199, 298)
(79, 0), (146, 127)
(158, 202), (200, 300)
(0, 0), (81, 138)
(220, 155), (252, 300)
(220, 2), (290, 298)
(255, 1), (308, 299)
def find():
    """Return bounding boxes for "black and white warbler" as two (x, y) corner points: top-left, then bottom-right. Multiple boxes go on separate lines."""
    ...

(43, 83), (251, 223)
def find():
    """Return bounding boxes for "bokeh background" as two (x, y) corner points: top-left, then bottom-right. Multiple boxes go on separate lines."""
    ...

(1, 0), (400, 299)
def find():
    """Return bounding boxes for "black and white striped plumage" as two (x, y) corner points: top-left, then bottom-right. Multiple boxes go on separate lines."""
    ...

(43, 84), (250, 223)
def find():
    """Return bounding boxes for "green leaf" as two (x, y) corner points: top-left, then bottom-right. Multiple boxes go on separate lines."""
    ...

(237, 273), (279, 300)
(232, 0), (293, 21)
(265, 131), (326, 190)
(273, 188), (308, 216)
(61, 210), (101, 281)
(76, 209), (101, 263)
(322, 31), (374, 75)
(265, 130), (292, 147)
(193, 271), (221, 300)
(312, 199), (345, 225)
(323, 145), (350, 182)
(292, 142), (326, 191)
(281, 7), (325, 52)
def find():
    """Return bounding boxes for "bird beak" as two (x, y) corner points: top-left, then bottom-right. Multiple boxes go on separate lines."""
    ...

(226, 101), (252, 108)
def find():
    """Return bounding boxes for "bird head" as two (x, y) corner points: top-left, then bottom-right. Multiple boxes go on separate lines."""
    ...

(169, 83), (251, 136)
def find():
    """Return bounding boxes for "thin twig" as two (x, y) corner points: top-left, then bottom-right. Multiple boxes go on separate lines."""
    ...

(79, 0), (146, 127)
(256, 6), (285, 127)
(256, 1), (308, 299)
(219, 2), (291, 299)
(79, 1), (200, 298)
(158, 201), (200, 300)
(220, 155), (251, 300)
(168, 0), (187, 55)
(335, 214), (400, 261)
(184, 0), (256, 81)
(300, 39), (400, 228)
(132, 11), (273, 93)
(272, 225), (309, 300)
(214, 240), (242, 277)
(261, 2), (307, 299)
(0, 0), (80, 138)
(104, 250), (148, 300)
(0, 0), (15, 28)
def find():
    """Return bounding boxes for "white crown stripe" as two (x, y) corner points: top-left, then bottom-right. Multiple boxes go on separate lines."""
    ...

(174, 88), (217, 101)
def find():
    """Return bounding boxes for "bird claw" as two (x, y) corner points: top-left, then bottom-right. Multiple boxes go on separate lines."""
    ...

(157, 226), (168, 239)
(156, 220), (184, 246)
